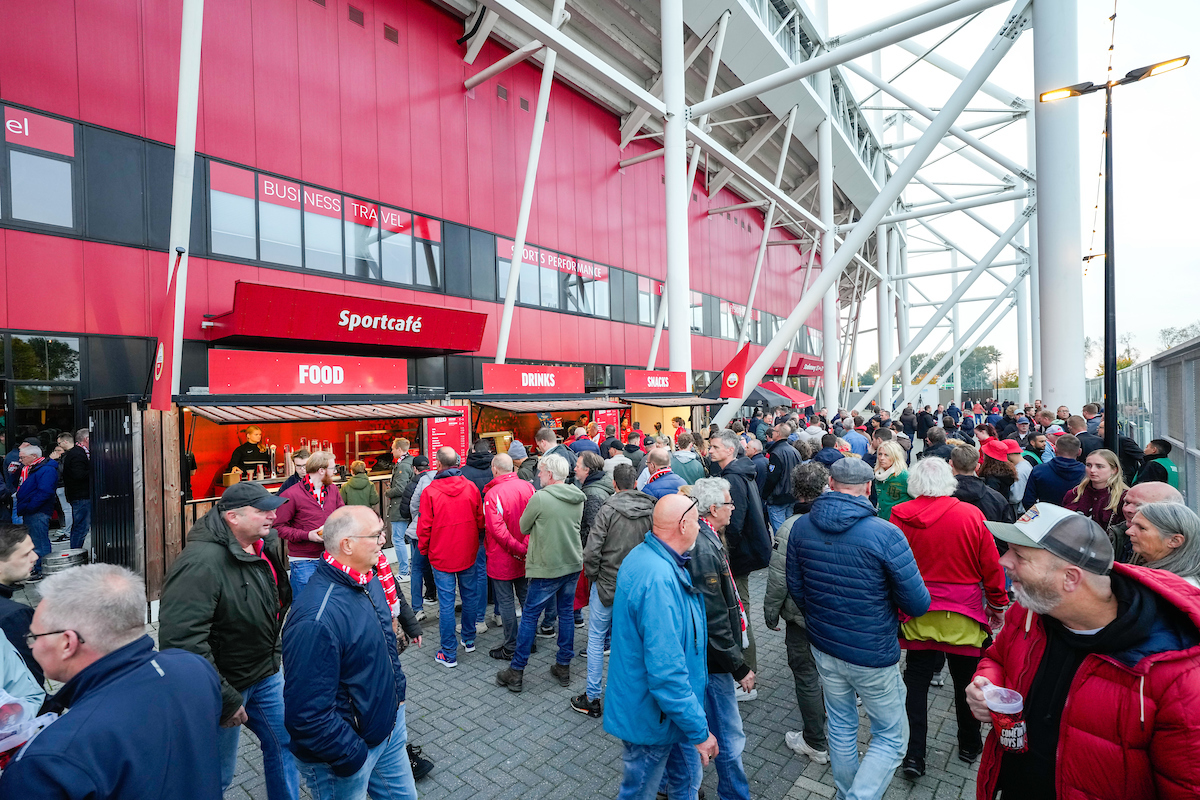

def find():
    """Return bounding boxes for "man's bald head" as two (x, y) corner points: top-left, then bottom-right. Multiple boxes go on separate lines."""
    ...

(652, 492), (701, 554)
(647, 449), (671, 471)
(1123, 481), (1184, 523)
(491, 453), (514, 476)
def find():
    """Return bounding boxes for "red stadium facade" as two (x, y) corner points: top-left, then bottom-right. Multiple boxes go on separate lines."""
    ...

(0, 0), (826, 437)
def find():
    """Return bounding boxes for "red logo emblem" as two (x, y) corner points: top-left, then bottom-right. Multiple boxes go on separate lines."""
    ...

(153, 342), (165, 381)
(725, 372), (739, 389)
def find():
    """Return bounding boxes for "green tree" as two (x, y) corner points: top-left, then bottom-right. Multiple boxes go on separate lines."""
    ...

(857, 362), (879, 386)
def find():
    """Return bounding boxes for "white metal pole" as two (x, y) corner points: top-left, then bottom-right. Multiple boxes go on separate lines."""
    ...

(1032, 0), (1083, 411)
(896, 39), (1025, 107)
(662, 0), (692, 389)
(951, 253), (962, 406)
(495, 0), (566, 363)
(816, 60), (840, 412)
(897, 230), (913, 392)
(167, 0), (205, 397)
(1026, 104), (1043, 402)
(837, 188), (1027, 231)
(1016, 269), (1030, 405)
(876, 223), (892, 409)
(464, 39), (543, 91)
(647, 279), (669, 369)
(710, 0), (1033, 428)
(686, 11), (730, 192)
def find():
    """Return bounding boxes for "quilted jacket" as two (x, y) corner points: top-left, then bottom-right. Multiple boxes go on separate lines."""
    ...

(785, 490), (930, 667)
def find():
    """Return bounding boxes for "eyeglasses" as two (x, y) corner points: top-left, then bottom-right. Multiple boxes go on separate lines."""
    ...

(713, 501), (736, 508)
(678, 498), (699, 528)
(348, 530), (387, 542)
(25, 629), (84, 648)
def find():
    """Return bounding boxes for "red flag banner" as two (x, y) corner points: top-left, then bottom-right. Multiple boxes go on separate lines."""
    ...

(718, 344), (753, 399)
(150, 254), (182, 411)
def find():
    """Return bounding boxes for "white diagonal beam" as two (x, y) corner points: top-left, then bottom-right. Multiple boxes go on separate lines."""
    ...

(897, 39), (1025, 108)
(837, 188), (1026, 231)
(462, 8), (499, 65)
(619, 25), (720, 149)
(707, 113), (790, 197)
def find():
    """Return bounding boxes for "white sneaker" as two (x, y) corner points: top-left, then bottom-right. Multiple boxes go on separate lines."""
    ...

(455, 621), (488, 634)
(785, 731), (830, 764)
(734, 686), (758, 702)
(415, 610), (427, 622)
(930, 672), (946, 687)
(491, 614), (504, 628)
(395, 573), (410, 583)
(516, 608), (522, 618)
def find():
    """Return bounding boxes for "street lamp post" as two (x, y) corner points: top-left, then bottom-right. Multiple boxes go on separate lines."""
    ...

(1040, 55), (1189, 452)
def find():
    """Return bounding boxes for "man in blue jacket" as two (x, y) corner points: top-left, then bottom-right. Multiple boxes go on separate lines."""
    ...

(283, 505), (421, 798)
(1022, 434), (1086, 509)
(0, 564), (222, 799)
(642, 448), (687, 500)
(786, 458), (930, 800)
(604, 493), (718, 800)
(14, 443), (58, 578)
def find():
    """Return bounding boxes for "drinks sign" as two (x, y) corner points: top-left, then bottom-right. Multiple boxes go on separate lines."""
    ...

(483, 364), (584, 394)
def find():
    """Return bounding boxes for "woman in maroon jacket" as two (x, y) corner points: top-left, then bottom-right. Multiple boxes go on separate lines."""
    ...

(273, 452), (344, 597)
(1062, 449), (1127, 531)
(482, 454), (535, 660)
(889, 456), (1008, 780)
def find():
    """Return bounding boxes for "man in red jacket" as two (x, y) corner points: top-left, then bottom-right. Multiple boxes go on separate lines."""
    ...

(969, 503), (1200, 800)
(417, 447), (484, 669)
(482, 454), (535, 661)
(275, 452), (344, 597)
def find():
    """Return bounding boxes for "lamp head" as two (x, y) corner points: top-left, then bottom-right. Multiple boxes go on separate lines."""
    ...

(1039, 82), (1095, 103)
(1124, 55), (1189, 82)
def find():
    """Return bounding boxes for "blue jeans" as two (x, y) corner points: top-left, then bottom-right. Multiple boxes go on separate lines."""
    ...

(617, 741), (702, 800)
(409, 538), (428, 611)
(585, 584), (613, 701)
(69, 499), (91, 550)
(24, 512), (50, 573)
(433, 562), (481, 661)
(494, 577), (528, 653)
(296, 703), (416, 800)
(811, 648), (907, 800)
(218, 671), (299, 800)
(289, 558), (320, 599)
(682, 673), (749, 800)
(390, 521), (410, 575)
(767, 503), (791, 534)
(511, 572), (578, 671)
(472, 544), (491, 621)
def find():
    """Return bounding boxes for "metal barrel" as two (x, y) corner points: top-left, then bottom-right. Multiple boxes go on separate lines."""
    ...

(42, 549), (87, 573)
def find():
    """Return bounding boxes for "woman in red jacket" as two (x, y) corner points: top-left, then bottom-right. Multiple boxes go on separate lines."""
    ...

(888, 456), (1008, 780)
(1063, 449), (1127, 530)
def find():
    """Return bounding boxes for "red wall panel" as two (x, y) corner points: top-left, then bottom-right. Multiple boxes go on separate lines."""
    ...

(142, 0), (184, 144)
(338, 0), (380, 202)
(296, 0), (343, 189)
(0, 0), (79, 119)
(6, 232), (85, 332)
(76, 0), (145, 136)
(83, 243), (150, 337)
(201, 0), (258, 166)
(404, 0), (444, 218)
(374, 1), (414, 210)
(250, 0), (303, 177)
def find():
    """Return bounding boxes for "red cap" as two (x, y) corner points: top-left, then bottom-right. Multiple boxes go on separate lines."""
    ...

(981, 439), (1010, 461)
(1004, 439), (1024, 455)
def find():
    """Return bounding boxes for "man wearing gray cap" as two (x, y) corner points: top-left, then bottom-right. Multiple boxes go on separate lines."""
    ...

(785, 457), (929, 800)
(160, 482), (299, 800)
(966, 503), (1200, 800)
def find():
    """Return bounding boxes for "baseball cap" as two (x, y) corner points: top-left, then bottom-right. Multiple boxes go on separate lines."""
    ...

(1017, 416), (1030, 424)
(980, 439), (1010, 461)
(829, 457), (874, 485)
(987, 504), (1114, 575)
(1045, 424), (1066, 437)
(218, 482), (289, 512)
(412, 455), (430, 469)
(1003, 439), (1023, 455)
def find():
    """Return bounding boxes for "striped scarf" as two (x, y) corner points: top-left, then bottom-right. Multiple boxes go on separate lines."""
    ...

(318, 551), (399, 617)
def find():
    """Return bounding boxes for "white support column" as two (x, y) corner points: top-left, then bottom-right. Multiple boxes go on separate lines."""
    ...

(1017, 270), (1031, 404)
(897, 229), (913, 391)
(876, 222), (893, 409)
(647, 279), (669, 369)
(1032, 0), (1084, 411)
(662, 0), (692, 388)
(494, 0), (566, 363)
(815, 56), (839, 411)
(167, 0), (205, 396)
(1026, 104), (1043, 401)
(951, 252), (962, 405)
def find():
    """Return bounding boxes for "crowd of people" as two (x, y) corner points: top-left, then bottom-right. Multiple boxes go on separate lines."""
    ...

(0, 397), (1197, 800)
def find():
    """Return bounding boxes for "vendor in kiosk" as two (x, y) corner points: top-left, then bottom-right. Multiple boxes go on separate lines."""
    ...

(226, 425), (273, 478)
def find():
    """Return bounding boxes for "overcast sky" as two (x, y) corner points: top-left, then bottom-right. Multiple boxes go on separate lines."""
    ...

(824, 0), (1199, 380)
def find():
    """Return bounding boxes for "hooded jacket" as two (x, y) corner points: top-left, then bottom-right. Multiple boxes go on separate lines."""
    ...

(763, 439), (802, 507)
(416, 469), (483, 573)
(712, 457), (772, 576)
(603, 533), (709, 748)
(580, 470), (616, 544)
(623, 442), (646, 474)
(275, 477), (346, 559)
(583, 489), (656, 606)
(812, 447), (844, 468)
(1023, 456), (1087, 509)
(461, 449), (495, 497)
(384, 455), (415, 522)
(403, 468), (434, 522)
(520, 482), (586, 579)
(785, 491), (930, 668)
(0, 637), (222, 800)
(689, 520), (751, 680)
(670, 449), (705, 485)
(953, 474), (1014, 523)
(975, 564), (1200, 800)
(339, 473), (379, 508)
(483, 471), (535, 581)
(159, 506), (292, 720)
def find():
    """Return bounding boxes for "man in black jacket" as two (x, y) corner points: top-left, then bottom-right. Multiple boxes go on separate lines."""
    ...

(159, 483), (299, 800)
(283, 505), (422, 796)
(461, 440), (495, 497)
(60, 428), (90, 550)
(683, 476), (756, 794)
(708, 429), (771, 679)
(763, 424), (802, 533)
(0, 524), (41, 683)
(918, 426), (954, 462)
(950, 446), (1014, 524)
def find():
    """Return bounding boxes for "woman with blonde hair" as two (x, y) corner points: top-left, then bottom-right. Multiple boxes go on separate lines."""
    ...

(874, 440), (912, 522)
(225, 423), (272, 477)
(1063, 448), (1127, 529)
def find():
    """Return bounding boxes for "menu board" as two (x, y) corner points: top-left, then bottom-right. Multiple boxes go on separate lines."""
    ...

(426, 406), (470, 458)
(593, 408), (621, 430)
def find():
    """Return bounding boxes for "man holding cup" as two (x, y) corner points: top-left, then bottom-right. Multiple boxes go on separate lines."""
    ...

(968, 503), (1200, 799)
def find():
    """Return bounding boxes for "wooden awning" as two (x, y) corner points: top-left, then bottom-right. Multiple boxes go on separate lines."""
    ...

(184, 402), (457, 424)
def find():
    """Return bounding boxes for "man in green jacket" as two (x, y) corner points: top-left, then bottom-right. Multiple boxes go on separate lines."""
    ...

(384, 437), (415, 580)
(496, 453), (584, 693)
(159, 483), (298, 800)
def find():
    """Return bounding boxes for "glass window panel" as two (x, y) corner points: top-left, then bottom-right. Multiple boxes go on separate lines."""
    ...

(565, 274), (586, 314)
(344, 199), (381, 279)
(209, 162), (256, 258)
(638, 277), (651, 325)
(415, 241), (441, 288)
(690, 291), (704, 333)
(593, 276), (609, 318)
(303, 186), (343, 273)
(257, 175), (301, 266)
(11, 336), (80, 381)
(380, 208), (413, 284)
(10, 151), (73, 228)
(540, 264), (559, 308)
(12, 385), (75, 439)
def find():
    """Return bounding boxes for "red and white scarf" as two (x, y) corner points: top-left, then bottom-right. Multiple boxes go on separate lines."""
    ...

(648, 467), (673, 484)
(299, 474), (327, 506)
(19, 458), (44, 483)
(701, 520), (749, 648)
(320, 551), (400, 617)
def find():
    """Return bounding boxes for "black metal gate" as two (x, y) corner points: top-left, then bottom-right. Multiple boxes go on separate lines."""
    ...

(87, 397), (139, 572)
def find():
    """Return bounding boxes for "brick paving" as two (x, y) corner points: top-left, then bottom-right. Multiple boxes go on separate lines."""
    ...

(214, 571), (981, 800)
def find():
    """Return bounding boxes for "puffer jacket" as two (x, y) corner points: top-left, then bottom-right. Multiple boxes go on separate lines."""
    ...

(764, 502), (811, 629)
(159, 506), (292, 719)
(583, 489), (656, 606)
(603, 533), (709, 748)
(763, 439), (802, 507)
(954, 474), (1014, 523)
(785, 491), (930, 668)
(483, 471), (535, 581)
(416, 469), (483, 573)
(975, 564), (1200, 800)
(461, 449), (494, 497)
(15, 458), (57, 516)
(713, 457), (772, 576)
(689, 520), (750, 680)
(643, 469), (686, 500)
(384, 456), (414, 522)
